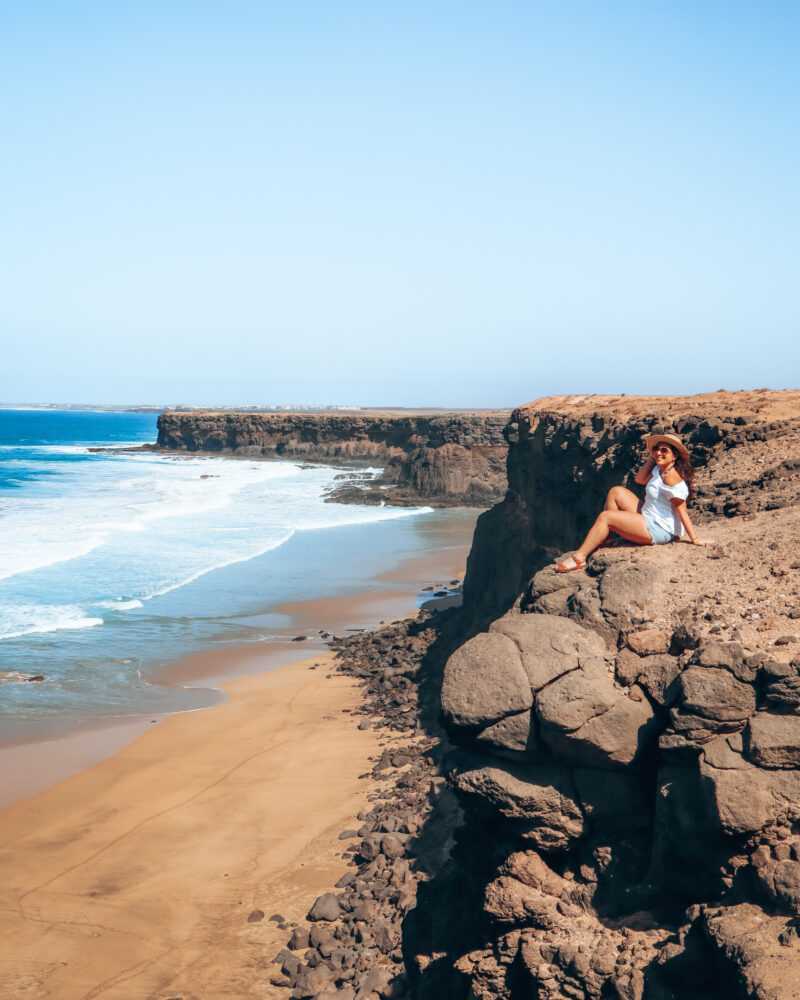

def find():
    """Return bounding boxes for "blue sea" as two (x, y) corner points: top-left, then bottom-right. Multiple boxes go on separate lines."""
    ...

(0, 409), (466, 734)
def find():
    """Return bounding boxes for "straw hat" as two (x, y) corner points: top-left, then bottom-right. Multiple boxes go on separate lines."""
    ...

(643, 432), (689, 462)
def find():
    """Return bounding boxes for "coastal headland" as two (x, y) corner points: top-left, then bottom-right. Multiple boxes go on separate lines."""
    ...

(258, 387), (800, 999)
(4, 388), (800, 999)
(155, 409), (510, 506)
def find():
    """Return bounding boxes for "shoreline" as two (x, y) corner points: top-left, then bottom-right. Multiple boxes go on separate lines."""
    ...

(0, 525), (470, 998)
(0, 515), (474, 810)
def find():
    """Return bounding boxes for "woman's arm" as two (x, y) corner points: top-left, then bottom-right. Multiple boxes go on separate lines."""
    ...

(672, 499), (704, 544)
(634, 458), (655, 486)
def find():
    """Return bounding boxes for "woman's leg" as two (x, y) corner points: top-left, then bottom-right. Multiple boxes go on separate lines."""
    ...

(604, 485), (640, 512)
(575, 510), (652, 561)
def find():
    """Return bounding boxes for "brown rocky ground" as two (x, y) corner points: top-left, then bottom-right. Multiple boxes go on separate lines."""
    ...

(523, 389), (800, 423)
(267, 389), (800, 1000)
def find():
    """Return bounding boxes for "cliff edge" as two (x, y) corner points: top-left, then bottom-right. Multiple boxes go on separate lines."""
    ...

(464, 388), (800, 624)
(406, 388), (800, 1000)
(156, 409), (509, 507)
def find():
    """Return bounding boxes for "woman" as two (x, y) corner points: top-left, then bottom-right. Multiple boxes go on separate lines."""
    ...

(554, 432), (704, 573)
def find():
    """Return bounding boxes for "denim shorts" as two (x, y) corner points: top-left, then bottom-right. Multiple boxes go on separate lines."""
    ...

(645, 516), (676, 545)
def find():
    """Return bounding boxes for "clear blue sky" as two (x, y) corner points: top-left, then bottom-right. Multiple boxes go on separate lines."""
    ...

(1, 3), (797, 407)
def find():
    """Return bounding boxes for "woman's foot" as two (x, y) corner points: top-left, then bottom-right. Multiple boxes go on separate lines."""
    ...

(554, 552), (586, 574)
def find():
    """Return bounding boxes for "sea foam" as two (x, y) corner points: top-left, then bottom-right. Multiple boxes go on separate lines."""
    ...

(0, 449), (430, 641)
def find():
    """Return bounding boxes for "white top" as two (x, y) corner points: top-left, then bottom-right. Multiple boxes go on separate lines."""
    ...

(642, 466), (689, 537)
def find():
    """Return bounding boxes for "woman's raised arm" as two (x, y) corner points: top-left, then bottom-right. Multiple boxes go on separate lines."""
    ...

(633, 457), (655, 486)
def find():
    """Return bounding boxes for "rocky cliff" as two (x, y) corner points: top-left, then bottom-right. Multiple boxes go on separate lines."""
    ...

(156, 410), (508, 506)
(408, 389), (800, 999)
(464, 389), (800, 625)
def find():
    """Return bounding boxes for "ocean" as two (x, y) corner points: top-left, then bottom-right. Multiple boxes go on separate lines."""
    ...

(0, 409), (466, 733)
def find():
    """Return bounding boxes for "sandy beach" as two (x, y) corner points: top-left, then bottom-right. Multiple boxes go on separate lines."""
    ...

(0, 654), (382, 999)
(0, 512), (475, 999)
(0, 518), (473, 809)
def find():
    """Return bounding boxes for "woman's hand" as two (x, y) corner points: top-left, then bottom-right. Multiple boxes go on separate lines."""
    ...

(690, 537), (707, 546)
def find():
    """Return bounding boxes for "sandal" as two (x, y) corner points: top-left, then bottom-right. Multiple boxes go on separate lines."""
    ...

(554, 552), (586, 574)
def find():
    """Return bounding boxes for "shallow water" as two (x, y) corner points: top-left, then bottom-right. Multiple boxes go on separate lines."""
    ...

(0, 410), (466, 727)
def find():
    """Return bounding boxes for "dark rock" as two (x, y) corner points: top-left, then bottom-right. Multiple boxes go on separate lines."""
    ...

(288, 926), (310, 950)
(308, 893), (342, 922)
(292, 962), (336, 996)
(452, 761), (584, 851)
(535, 659), (655, 768)
(677, 667), (756, 722)
(475, 709), (536, 756)
(746, 713), (800, 769)
(277, 948), (301, 978)
(441, 631), (532, 731)
(489, 612), (608, 692)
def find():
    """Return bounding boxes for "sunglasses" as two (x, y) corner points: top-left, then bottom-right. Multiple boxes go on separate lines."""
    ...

(651, 446), (673, 456)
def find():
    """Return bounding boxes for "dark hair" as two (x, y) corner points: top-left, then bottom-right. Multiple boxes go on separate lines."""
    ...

(675, 453), (695, 499)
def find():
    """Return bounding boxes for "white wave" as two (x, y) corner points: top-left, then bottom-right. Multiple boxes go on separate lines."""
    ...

(0, 451), (434, 621)
(0, 603), (104, 640)
(0, 536), (104, 583)
(0, 441), (149, 454)
(95, 599), (144, 610)
(142, 530), (296, 600)
(0, 454), (295, 582)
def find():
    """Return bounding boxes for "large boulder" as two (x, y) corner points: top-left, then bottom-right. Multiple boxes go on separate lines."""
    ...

(702, 903), (800, 999)
(679, 667), (756, 722)
(442, 631), (532, 731)
(483, 849), (575, 928)
(746, 713), (800, 769)
(452, 761), (585, 851)
(489, 612), (608, 692)
(699, 742), (800, 835)
(695, 639), (756, 683)
(535, 659), (656, 768)
(755, 859), (800, 915)
(483, 875), (561, 928)
(669, 667), (756, 744)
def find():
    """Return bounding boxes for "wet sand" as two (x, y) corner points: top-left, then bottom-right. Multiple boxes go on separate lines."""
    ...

(0, 511), (476, 998)
(0, 510), (475, 809)
(0, 655), (380, 999)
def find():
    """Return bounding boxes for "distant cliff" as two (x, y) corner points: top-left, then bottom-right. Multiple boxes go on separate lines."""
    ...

(156, 410), (509, 506)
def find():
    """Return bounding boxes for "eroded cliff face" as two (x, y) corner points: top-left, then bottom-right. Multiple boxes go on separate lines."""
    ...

(463, 390), (800, 624)
(156, 410), (508, 506)
(408, 390), (800, 1000)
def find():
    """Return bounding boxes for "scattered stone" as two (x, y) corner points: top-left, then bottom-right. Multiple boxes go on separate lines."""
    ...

(626, 628), (670, 655)
(288, 926), (309, 950)
(307, 893), (342, 922)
